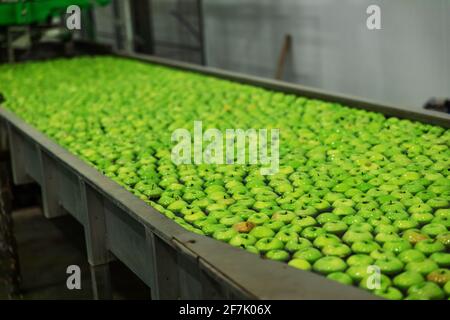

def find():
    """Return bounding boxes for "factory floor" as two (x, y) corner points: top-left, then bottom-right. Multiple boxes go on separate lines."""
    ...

(0, 206), (149, 300)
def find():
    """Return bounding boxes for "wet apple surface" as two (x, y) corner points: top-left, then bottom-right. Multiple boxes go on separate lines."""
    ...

(0, 57), (449, 300)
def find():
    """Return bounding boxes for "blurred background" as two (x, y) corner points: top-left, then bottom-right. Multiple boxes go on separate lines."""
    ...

(1, 0), (449, 111)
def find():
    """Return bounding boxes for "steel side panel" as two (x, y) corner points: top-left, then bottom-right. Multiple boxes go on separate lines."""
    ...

(104, 199), (154, 288)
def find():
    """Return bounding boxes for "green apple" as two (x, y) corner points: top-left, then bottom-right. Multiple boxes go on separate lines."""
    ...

(193, 216), (218, 229)
(191, 198), (212, 210)
(184, 211), (207, 223)
(430, 252), (450, 267)
(405, 259), (439, 276)
(402, 182), (425, 194)
(213, 228), (238, 242)
(236, 209), (258, 221)
(342, 230), (373, 244)
(323, 221), (348, 235)
(322, 243), (351, 258)
(444, 281), (450, 296)
(411, 212), (434, 225)
(327, 272), (353, 285)
(202, 223), (227, 236)
(375, 224), (398, 234)
(292, 216), (317, 228)
(370, 249), (395, 260)
(358, 208), (383, 220)
(435, 208), (450, 219)
(264, 221), (285, 232)
(346, 265), (371, 282)
(402, 229), (429, 245)
(288, 258), (312, 271)
(398, 249), (426, 263)
(394, 219), (419, 231)
(432, 216), (450, 228)
(219, 215), (243, 227)
(266, 249), (290, 262)
(373, 287), (403, 300)
(391, 190), (413, 201)
(313, 234), (342, 250)
(401, 197), (424, 208)
(351, 240), (380, 254)
(295, 206), (318, 217)
(309, 199), (331, 212)
(275, 230), (299, 243)
(407, 282), (445, 300)
(385, 210), (409, 221)
(244, 245), (260, 255)
(375, 232), (401, 245)
(301, 226), (327, 240)
(249, 226), (275, 239)
(359, 274), (391, 292)
(377, 194), (397, 205)
(342, 215), (365, 226)
(167, 199), (188, 213)
(316, 213), (339, 225)
(293, 247), (323, 263)
(436, 232), (450, 249)
(347, 254), (374, 266)
(253, 201), (276, 211)
(348, 222), (373, 233)
(416, 190), (437, 201)
(229, 234), (257, 247)
(374, 257), (404, 275)
(383, 239), (412, 254)
(393, 271), (425, 290)
(368, 216), (391, 227)
(426, 268), (450, 286)
(333, 206), (356, 217)
(426, 197), (449, 209)
(313, 256), (347, 275)
(271, 210), (296, 223)
(255, 237), (284, 253)
(352, 194), (374, 204)
(247, 213), (270, 225)
(408, 203), (433, 215)
(285, 238), (312, 252)
(324, 192), (345, 203)
(208, 209), (230, 220)
(279, 224), (302, 234)
(415, 239), (445, 255)
(354, 200), (378, 212)
(381, 201), (405, 214)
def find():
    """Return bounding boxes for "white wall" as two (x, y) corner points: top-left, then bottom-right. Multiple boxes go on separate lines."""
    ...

(203, 0), (450, 109)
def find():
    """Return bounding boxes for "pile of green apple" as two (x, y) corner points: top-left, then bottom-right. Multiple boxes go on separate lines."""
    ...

(0, 57), (449, 300)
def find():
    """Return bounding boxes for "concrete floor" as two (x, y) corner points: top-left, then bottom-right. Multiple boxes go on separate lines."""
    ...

(0, 207), (149, 300)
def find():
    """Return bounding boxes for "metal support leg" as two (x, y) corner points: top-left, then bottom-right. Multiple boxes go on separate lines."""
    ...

(80, 181), (113, 299)
(38, 149), (66, 218)
(90, 264), (112, 299)
(0, 155), (21, 298)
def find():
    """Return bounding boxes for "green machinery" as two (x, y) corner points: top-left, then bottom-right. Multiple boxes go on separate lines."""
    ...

(0, 0), (110, 26)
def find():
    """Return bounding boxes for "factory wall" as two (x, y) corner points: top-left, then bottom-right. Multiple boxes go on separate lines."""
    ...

(91, 0), (450, 111)
(203, 0), (450, 110)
